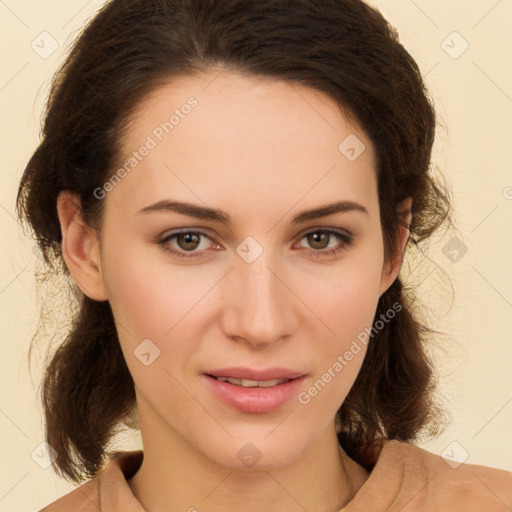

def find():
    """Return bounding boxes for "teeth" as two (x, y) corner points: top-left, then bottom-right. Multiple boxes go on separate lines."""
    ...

(215, 377), (290, 387)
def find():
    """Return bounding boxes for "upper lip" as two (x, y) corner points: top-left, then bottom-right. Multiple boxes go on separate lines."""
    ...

(206, 367), (306, 381)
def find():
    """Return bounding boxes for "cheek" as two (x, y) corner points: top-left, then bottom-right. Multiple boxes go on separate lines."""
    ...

(296, 283), (379, 414)
(317, 284), (378, 378)
(294, 250), (382, 399)
(298, 256), (382, 338)
(101, 246), (203, 402)
(102, 241), (207, 338)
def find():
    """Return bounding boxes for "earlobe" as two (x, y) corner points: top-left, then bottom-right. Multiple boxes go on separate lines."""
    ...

(378, 197), (413, 297)
(56, 191), (109, 301)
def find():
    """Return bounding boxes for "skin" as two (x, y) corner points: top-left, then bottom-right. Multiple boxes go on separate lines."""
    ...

(56, 69), (411, 512)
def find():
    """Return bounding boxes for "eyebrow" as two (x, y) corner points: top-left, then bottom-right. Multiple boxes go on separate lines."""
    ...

(136, 199), (369, 224)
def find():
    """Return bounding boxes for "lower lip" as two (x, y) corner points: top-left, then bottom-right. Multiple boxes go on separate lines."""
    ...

(204, 375), (307, 413)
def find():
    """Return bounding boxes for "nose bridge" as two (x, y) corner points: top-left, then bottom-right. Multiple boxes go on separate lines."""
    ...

(222, 243), (296, 347)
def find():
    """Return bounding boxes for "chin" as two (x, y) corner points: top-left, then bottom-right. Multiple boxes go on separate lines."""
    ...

(195, 426), (315, 472)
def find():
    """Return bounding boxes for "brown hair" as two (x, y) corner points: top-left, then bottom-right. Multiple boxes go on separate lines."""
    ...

(17, 0), (452, 483)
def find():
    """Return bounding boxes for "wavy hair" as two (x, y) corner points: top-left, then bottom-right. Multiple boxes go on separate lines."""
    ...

(17, 0), (452, 482)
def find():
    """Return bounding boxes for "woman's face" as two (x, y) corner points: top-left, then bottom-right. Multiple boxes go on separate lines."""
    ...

(94, 70), (401, 469)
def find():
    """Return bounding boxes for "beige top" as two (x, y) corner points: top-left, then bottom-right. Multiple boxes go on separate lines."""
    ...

(39, 440), (511, 511)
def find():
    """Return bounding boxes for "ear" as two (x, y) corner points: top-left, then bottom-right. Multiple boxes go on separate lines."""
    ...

(56, 191), (109, 301)
(378, 197), (412, 297)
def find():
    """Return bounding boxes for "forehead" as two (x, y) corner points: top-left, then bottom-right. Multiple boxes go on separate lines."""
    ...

(106, 70), (378, 221)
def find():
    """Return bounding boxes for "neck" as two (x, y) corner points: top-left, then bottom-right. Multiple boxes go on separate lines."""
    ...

(128, 411), (368, 512)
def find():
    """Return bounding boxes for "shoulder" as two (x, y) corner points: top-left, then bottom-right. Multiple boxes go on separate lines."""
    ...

(373, 439), (512, 511)
(38, 478), (101, 512)
(37, 450), (144, 512)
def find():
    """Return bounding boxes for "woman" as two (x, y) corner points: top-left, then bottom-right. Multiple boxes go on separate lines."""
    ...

(16, 0), (511, 510)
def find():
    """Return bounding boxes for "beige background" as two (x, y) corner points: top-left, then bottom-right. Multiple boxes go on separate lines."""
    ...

(1, 1), (511, 510)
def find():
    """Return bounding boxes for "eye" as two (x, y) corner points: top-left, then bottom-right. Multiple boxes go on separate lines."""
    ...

(295, 228), (354, 259)
(156, 228), (354, 260)
(157, 230), (219, 259)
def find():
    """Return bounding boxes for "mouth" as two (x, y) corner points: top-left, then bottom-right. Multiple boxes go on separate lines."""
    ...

(203, 367), (307, 413)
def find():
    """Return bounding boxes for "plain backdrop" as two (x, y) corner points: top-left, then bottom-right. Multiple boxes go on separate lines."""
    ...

(1, 1), (511, 510)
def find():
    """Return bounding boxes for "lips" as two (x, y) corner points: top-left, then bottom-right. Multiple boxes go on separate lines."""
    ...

(204, 367), (307, 413)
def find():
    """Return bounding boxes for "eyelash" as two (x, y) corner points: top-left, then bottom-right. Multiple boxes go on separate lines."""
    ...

(157, 228), (354, 260)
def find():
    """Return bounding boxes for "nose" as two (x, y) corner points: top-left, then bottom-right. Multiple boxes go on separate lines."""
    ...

(220, 249), (298, 349)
